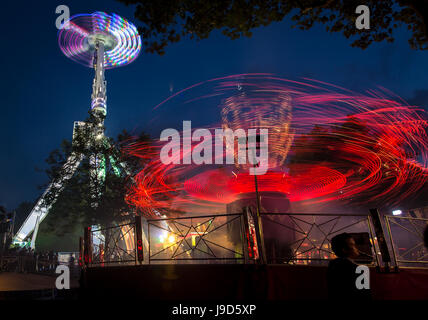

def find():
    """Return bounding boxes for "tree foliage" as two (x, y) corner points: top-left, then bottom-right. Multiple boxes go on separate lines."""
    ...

(39, 129), (152, 236)
(118, 0), (428, 55)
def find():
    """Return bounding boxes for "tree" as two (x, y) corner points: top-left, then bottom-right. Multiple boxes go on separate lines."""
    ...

(118, 0), (428, 55)
(38, 129), (152, 238)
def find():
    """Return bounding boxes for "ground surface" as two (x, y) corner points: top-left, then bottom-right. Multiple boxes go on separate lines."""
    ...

(0, 272), (78, 291)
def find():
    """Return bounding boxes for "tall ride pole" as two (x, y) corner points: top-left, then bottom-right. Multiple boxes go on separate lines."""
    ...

(89, 40), (107, 207)
(91, 40), (107, 120)
(12, 12), (142, 246)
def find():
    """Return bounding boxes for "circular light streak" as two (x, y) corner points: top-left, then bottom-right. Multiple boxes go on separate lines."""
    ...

(125, 75), (428, 216)
(58, 12), (141, 69)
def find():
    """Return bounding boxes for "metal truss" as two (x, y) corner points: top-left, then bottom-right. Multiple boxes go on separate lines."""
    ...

(13, 42), (130, 248)
(260, 213), (376, 265)
(14, 152), (84, 245)
(147, 214), (245, 262)
(91, 222), (136, 265)
(83, 212), (383, 267)
(385, 215), (428, 266)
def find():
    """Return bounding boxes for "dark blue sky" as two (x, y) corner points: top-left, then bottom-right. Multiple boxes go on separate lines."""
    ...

(1, 0), (428, 210)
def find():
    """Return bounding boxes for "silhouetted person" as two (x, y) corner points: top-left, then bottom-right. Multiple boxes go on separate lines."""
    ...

(327, 233), (371, 300)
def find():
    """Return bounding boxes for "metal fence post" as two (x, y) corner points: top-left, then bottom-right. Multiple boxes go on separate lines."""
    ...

(79, 236), (84, 267)
(246, 207), (266, 264)
(366, 215), (381, 269)
(240, 212), (250, 264)
(369, 208), (392, 272)
(84, 226), (92, 267)
(384, 215), (399, 271)
(148, 221), (151, 264)
(135, 216), (144, 264)
(254, 209), (267, 264)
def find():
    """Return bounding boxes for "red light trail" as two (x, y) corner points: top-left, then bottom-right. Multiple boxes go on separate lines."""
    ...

(125, 75), (428, 216)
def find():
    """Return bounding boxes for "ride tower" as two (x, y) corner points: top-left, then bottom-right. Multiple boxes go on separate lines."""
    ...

(13, 12), (142, 247)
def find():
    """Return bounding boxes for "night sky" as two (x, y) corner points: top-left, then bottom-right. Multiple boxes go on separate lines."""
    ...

(1, 0), (428, 210)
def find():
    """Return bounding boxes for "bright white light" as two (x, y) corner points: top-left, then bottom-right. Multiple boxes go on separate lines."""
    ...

(392, 210), (402, 216)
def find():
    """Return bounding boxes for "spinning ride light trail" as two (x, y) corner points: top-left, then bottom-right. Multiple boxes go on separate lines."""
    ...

(126, 75), (428, 216)
(13, 12), (141, 246)
(58, 12), (141, 69)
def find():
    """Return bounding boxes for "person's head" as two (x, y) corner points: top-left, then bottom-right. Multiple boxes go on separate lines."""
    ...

(331, 233), (359, 259)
